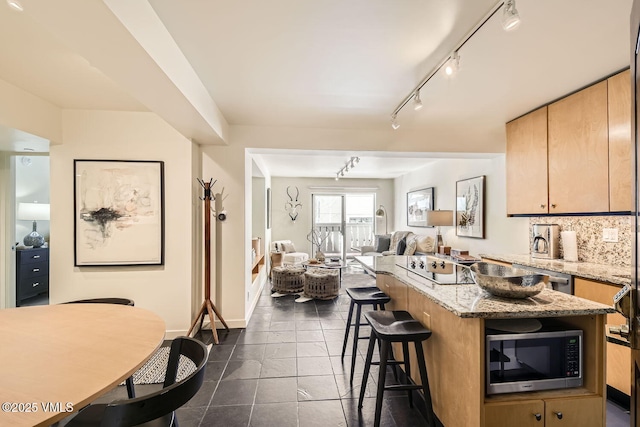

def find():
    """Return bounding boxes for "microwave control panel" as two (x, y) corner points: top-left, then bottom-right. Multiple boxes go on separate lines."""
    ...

(565, 336), (580, 377)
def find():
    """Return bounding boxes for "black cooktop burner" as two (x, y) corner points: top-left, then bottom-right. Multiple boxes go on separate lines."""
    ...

(396, 256), (475, 285)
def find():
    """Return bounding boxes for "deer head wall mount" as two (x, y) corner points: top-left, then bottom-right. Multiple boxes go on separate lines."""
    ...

(285, 186), (302, 222)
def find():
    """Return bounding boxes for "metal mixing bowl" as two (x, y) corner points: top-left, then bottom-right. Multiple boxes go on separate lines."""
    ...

(470, 262), (547, 299)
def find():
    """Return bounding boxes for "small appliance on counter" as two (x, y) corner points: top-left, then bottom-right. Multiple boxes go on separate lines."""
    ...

(531, 224), (560, 259)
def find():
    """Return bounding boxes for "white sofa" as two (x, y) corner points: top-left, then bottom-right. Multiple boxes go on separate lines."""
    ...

(271, 240), (309, 265)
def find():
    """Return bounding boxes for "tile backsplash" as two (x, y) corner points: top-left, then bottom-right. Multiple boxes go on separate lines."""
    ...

(528, 216), (632, 267)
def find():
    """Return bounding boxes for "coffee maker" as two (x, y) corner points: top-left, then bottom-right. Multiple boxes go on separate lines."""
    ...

(531, 224), (560, 259)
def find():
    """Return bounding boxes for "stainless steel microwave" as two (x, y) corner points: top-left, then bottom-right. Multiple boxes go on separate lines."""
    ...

(486, 329), (583, 395)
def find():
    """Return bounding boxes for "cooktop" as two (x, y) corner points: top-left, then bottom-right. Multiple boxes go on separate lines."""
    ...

(396, 256), (476, 285)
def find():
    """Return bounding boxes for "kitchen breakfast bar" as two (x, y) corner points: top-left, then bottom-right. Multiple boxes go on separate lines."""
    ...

(355, 255), (615, 427)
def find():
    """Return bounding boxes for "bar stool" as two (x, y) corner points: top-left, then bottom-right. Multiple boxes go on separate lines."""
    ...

(341, 286), (391, 384)
(358, 310), (435, 427)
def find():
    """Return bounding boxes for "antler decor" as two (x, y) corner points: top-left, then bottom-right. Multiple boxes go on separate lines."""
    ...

(285, 186), (302, 221)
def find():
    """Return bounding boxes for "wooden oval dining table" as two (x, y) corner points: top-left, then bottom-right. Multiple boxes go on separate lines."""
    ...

(0, 303), (166, 427)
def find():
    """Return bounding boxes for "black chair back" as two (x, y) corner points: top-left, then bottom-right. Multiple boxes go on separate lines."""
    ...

(100, 337), (207, 427)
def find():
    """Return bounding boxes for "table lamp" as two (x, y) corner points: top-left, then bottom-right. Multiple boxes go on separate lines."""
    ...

(425, 210), (453, 248)
(18, 202), (50, 248)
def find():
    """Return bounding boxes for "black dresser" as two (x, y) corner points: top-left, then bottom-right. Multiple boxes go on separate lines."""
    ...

(16, 247), (49, 306)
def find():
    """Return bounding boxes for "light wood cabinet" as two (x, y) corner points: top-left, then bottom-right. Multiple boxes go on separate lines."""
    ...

(548, 81), (609, 213)
(506, 107), (549, 215)
(485, 396), (602, 427)
(574, 277), (630, 395)
(608, 69), (632, 212)
(506, 70), (631, 215)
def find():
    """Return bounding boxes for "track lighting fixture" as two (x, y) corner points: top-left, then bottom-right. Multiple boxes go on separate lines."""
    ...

(444, 52), (460, 76)
(6, 0), (23, 11)
(413, 91), (423, 110)
(389, 1), (521, 126)
(502, 0), (521, 31)
(335, 157), (361, 180)
(391, 114), (400, 130)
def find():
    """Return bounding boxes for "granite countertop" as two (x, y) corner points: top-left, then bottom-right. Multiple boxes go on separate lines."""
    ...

(479, 254), (632, 287)
(355, 255), (614, 319)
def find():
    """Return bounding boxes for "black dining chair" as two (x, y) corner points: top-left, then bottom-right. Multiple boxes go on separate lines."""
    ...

(63, 297), (137, 398)
(65, 336), (208, 427)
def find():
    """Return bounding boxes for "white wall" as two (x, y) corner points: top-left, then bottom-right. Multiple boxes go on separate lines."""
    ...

(394, 156), (529, 256)
(50, 110), (196, 336)
(270, 177), (395, 255)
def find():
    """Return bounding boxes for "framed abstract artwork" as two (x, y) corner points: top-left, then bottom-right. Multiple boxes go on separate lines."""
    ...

(74, 159), (165, 266)
(456, 175), (485, 239)
(406, 187), (435, 227)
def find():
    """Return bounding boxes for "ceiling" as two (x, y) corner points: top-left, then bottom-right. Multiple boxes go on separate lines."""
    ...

(0, 0), (632, 177)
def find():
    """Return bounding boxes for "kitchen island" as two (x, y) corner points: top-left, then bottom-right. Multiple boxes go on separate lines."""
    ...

(355, 255), (615, 427)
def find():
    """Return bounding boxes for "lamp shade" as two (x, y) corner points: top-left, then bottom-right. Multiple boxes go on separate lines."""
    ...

(18, 203), (50, 221)
(425, 210), (453, 227)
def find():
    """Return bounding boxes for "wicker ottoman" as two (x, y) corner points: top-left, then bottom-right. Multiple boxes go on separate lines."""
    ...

(272, 265), (306, 294)
(304, 268), (340, 300)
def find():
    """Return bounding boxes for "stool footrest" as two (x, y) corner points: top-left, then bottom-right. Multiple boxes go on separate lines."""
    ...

(384, 384), (423, 392)
(370, 360), (404, 366)
(349, 323), (370, 328)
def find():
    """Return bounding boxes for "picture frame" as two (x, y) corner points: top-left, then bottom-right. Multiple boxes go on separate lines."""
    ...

(456, 175), (485, 239)
(74, 159), (165, 266)
(406, 187), (435, 227)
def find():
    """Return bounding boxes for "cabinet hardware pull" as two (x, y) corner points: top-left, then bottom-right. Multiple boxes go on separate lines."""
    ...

(534, 413), (542, 421)
(33, 268), (40, 272)
(540, 204), (546, 209)
(551, 204), (557, 208)
(33, 255), (40, 259)
(554, 412), (563, 420)
(32, 283), (39, 287)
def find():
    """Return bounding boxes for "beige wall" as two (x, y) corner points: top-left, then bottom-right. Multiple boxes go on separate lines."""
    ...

(270, 177), (395, 254)
(49, 110), (196, 336)
(394, 155), (529, 256)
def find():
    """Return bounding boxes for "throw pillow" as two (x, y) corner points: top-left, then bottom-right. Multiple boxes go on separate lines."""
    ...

(282, 242), (296, 253)
(374, 235), (391, 253)
(395, 237), (407, 255)
(404, 237), (417, 255)
(415, 235), (436, 253)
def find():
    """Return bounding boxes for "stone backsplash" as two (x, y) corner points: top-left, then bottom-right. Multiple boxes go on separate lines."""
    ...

(528, 216), (632, 267)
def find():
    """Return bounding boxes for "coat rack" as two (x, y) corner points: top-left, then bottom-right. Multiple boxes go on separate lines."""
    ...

(188, 178), (229, 344)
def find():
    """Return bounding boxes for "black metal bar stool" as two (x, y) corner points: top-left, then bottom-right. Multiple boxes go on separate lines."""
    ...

(358, 310), (435, 427)
(341, 287), (391, 384)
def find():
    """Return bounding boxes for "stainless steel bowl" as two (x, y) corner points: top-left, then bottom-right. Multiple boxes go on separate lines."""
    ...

(470, 262), (547, 299)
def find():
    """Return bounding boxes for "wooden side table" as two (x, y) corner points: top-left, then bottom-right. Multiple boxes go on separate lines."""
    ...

(269, 251), (284, 279)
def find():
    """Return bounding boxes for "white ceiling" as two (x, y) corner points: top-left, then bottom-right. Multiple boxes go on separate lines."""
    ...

(0, 0), (633, 178)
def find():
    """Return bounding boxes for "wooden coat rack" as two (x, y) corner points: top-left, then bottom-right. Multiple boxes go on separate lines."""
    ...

(188, 178), (229, 344)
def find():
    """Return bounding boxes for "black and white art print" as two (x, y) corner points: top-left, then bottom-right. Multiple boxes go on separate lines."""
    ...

(455, 175), (485, 239)
(406, 187), (434, 227)
(74, 160), (165, 266)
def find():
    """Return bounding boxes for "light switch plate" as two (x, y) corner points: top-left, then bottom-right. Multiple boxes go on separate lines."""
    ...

(603, 228), (619, 243)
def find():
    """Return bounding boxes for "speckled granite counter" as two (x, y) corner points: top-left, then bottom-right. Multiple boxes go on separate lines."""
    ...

(479, 253), (632, 287)
(355, 255), (614, 319)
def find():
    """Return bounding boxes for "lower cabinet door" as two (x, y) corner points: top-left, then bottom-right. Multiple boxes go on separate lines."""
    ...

(544, 396), (603, 427)
(485, 400), (544, 426)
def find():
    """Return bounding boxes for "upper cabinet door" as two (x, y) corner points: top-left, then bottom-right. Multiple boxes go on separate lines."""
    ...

(548, 81), (609, 213)
(506, 106), (549, 215)
(608, 69), (632, 212)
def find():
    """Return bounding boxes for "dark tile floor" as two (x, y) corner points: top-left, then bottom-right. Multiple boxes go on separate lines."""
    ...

(69, 266), (631, 427)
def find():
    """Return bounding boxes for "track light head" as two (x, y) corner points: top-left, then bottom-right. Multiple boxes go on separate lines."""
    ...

(502, 0), (521, 31)
(444, 52), (460, 76)
(413, 91), (423, 110)
(6, 0), (23, 11)
(391, 115), (400, 130)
